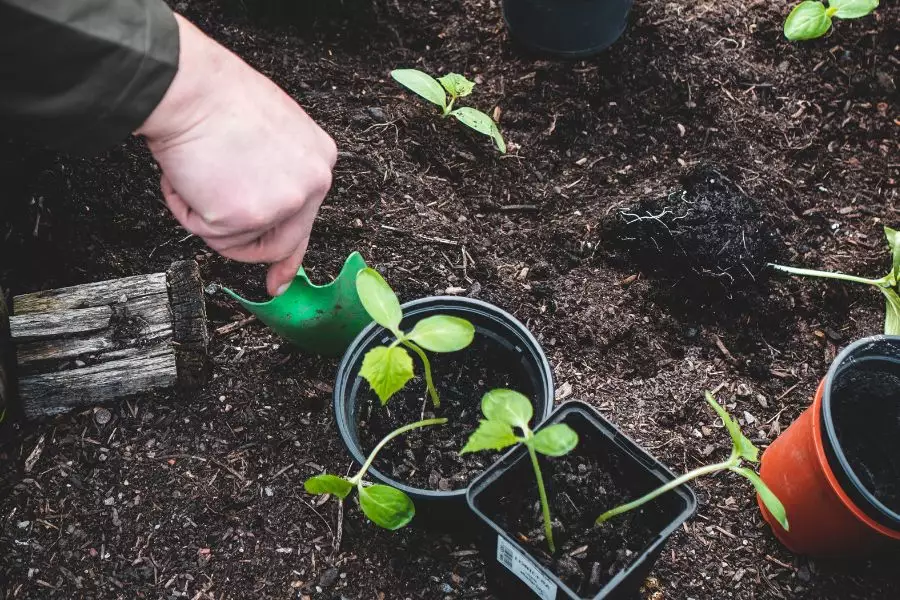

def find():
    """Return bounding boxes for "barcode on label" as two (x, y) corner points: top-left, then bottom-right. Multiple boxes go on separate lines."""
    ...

(498, 538), (514, 568)
(496, 535), (557, 600)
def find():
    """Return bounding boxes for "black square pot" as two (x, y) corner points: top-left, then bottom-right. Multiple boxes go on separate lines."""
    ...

(467, 401), (697, 599)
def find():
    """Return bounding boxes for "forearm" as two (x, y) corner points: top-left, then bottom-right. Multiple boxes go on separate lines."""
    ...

(0, 0), (179, 155)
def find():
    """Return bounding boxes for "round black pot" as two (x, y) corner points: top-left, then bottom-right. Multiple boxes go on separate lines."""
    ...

(502, 0), (633, 58)
(822, 335), (900, 533)
(333, 296), (554, 525)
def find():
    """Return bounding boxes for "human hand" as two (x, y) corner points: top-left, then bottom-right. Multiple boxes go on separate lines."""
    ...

(136, 15), (336, 296)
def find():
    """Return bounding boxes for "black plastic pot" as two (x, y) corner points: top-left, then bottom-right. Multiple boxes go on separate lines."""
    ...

(502, 0), (633, 58)
(467, 401), (697, 599)
(334, 296), (554, 525)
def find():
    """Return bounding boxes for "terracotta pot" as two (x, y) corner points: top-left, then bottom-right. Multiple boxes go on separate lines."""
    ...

(759, 336), (900, 556)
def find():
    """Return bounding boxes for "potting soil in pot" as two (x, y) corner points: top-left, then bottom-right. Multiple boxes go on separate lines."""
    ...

(832, 360), (900, 513)
(357, 334), (535, 490)
(479, 428), (667, 597)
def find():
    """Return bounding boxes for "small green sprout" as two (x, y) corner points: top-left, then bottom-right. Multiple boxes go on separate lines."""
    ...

(461, 389), (579, 553)
(784, 0), (878, 41)
(390, 69), (507, 154)
(305, 417), (447, 530)
(770, 225), (900, 335)
(356, 268), (474, 407)
(595, 392), (789, 532)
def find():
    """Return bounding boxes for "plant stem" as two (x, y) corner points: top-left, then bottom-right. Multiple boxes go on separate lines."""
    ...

(769, 263), (884, 286)
(595, 458), (736, 525)
(402, 340), (440, 408)
(527, 442), (556, 554)
(351, 417), (447, 483)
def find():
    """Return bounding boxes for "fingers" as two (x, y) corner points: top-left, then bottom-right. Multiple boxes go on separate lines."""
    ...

(267, 236), (310, 297)
(214, 209), (312, 264)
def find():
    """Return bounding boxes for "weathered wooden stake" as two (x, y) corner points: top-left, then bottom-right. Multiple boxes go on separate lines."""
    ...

(8, 260), (209, 418)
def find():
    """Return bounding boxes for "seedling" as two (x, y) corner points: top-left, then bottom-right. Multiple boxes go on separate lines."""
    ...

(356, 268), (475, 407)
(784, 0), (878, 41)
(770, 226), (900, 335)
(304, 417), (447, 529)
(595, 392), (789, 531)
(390, 69), (507, 154)
(461, 389), (579, 553)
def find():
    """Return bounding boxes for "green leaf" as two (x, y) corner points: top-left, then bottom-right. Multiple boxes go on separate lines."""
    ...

(450, 107), (507, 154)
(704, 391), (759, 463)
(390, 69), (447, 109)
(880, 288), (900, 335)
(356, 268), (403, 333)
(304, 474), (354, 499)
(732, 466), (790, 531)
(358, 484), (415, 530)
(359, 346), (414, 405)
(884, 226), (900, 281)
(481, 389), (533, 429)
(784, 1), (832, 40)
(406, 315), (475, 353)
(829, 0), (878, 19)
(460, 420), (519, 454)
(532, 424), (579, 457)
(438, 73), (475, 99)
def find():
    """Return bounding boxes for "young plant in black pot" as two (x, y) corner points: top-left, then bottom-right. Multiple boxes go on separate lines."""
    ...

(770, 226), (900, 335)
(390, 69), (506, 153)
(334, 277), (554, 520)
(467, 401), (696, 599)
(355, 267), (475, 407)
(305, 417), (447, 529)
(595, 392), (789, 532)
(461, 389), (579, 552)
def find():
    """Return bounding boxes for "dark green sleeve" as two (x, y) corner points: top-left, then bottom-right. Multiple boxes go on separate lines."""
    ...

(0, 0), (179, 155)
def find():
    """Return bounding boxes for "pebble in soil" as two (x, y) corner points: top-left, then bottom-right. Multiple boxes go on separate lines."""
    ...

(602, 166), (775, 298)
(478, 424), (675, 597)
(356, 333), (537, 491)
(832, 361), (900, 513)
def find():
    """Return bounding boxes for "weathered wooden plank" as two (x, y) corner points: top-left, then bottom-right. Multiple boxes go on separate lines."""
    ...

(20, 344), (177, 418)
(168, 260), (210, 389)
(16, 322), (172, 369)
(14, 272), (167, 314)
(12, 260), (208, 418)
(9, 306), (113, 342)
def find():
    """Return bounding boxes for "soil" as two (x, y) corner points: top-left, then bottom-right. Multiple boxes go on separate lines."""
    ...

(602, 166), (775, 298)
(476, 416), (671, 598)
(357, 335), (536, 491)
(831, 361), (900, 513)
(2, 0), (900, 598)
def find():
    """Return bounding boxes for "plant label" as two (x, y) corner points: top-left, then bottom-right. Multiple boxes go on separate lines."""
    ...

(496, 535), (557, 600)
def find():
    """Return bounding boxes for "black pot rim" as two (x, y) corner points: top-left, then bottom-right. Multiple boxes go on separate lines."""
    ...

(821, 334), (900, 531)
(502, 13), (628, 59)
(333, 295), (554, 500)
(466, 400), (697, 599)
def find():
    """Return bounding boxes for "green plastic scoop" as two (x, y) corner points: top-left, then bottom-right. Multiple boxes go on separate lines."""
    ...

(221, 252), (372, 357)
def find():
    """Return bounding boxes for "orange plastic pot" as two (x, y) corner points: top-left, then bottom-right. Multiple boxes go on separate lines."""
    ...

(759, 336), (900, 556)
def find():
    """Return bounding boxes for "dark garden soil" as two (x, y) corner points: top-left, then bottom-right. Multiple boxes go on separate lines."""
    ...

(1, 0), (899, 598)
(832, 362), (900, 513)
(478, 427), (662, 597)
(358, 335), (535, 491)
(602, 166), (776, 298)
